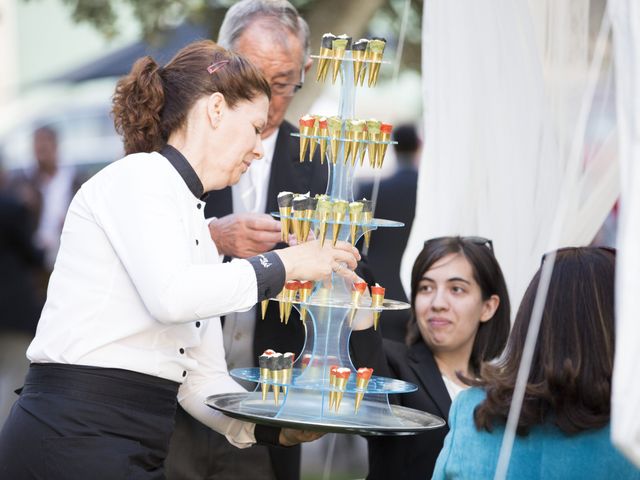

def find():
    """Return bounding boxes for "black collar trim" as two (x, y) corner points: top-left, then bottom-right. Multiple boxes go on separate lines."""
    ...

(161, 145), (206, 200)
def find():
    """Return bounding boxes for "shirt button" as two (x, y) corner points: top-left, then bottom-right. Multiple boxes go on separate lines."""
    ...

(197, 203), (202, 209)
(195, 321), (201, 328)
(179, 348), (185, 354)
(195, 239), (199, 246)
(182, 371), (187, 377)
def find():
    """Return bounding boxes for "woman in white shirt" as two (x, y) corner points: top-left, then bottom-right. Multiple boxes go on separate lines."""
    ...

(0, 40), (360, 479)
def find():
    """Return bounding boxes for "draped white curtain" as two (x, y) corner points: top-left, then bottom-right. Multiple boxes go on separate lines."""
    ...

(402, 0), (618, 309)
(609, 0), (640, 468)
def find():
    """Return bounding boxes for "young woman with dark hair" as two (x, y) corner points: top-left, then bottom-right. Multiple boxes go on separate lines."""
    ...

(350, 236), (511, 479)
(0, 40), (360, 478)
(432, 247), (640, 479)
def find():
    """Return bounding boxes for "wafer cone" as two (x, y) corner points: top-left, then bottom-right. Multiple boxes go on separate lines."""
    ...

(334, 368), (351, 412)
(331, 35), (351, 84)
(316, 196), (332, 247)
(298, 280), (313, 322)
(371, 284), (385, 330)
(261, 299), (269, 320)
(277, 192), (293, 243)
(282, 352), (294, 395)
(329, 365), (339, 410)
(332, 200), (349, 246)
(377, 122), (393, 169)
(366, 38), (386, 87)
(318, 117), (328, 164)
(327, 116), (342, 165)
(354, 367), (374, 414)
(343, 120), (354, 165)
(309, 116), (320, 161)
(317, 33), (336, 82)
(349, 120), (366, 166)
(259, 350), (275, 401)
(352, 39), (369, 86)
(299, 115), (315, 163)
(302, 196), (317, 242)
(284, 281), (300, 325)
(365, 120), (381, 168)
(361, 198), (374, 248)
(278, 290), (286, 323)
(292, 195), (308, 244)
(349, 280), (368, 326)
(267, 354), (282, 403)
(348, 201), (363, 245)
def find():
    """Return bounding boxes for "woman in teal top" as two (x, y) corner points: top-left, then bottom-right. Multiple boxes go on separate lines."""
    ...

(433, 247), (640, 479)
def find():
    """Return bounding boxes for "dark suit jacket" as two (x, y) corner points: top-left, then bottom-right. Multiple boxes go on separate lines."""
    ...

(350, 327), (451, 480)
(169, 120), (328, 480)
(357, 167), (418, 342)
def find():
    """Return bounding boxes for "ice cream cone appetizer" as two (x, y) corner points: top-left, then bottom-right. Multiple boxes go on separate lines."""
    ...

(292, 194), (308, 243)
(259, 350), (276, 401)
(282, 352), (294, 395)
(348, 201), (364, 245)
(328, 365), (339, 410)
(301, 354), (312, 371)
(331, 35), (352, 84)
(361, 198), (374, 248)
(371, 283), (386, 330)
(260, 299), (269, 320)
(283, 281), (300, 325)
(377, 122), (393, 168)
(268, 353), (283, 404)
(349, 280), (368, 326)
(299, 115), (315, 162)
(318, 117), (329, 164)
(343, 120), (354, 165)
(298, 280), (314, 322)
(317, 33), (336, 82)
(349, 120), (366, 166)
(308, 116), (320, 161)
(334, 367), (352, 412)
(302, 196), (317, 242)
(277, 192), (293, 242)
(332, 200), (349, 246)
(327, 116), (343, 165)
(316, 196), (332, 247)
(366, 120), (381, 168)
(354, 367), (374, 414)
(352, 39), (369, 86)
(366, 37), (386, 87)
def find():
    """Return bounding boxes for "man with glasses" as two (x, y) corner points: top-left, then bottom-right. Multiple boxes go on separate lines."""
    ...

(165, 2), (326, 480)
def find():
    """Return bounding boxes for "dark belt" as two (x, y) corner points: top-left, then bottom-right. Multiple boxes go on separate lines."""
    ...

(23, 363), (180, 416)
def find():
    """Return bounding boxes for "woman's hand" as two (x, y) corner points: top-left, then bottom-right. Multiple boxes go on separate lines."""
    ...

(275, 240), (361, 283)
(278, 428), (324, 446)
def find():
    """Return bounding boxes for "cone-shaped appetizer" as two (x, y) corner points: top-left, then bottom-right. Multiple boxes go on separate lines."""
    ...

(259, 350), (276, 401)
(278, 288), (286, 323)
(366, 37), (386, 87)
(332, 200), (349, 246)
(327, 116), (343, 165)
(268, 353), (283, 404)
(361, 198), (374, 248)
(349, 120), (366, 166)
(349, 280), (368, 326)
(371, 283), (386, 330)
(352, 39), (369, 86)
(334, 367), (352, 412)
(354, 367), (374, 414)
(377, 122), (393, 168)
(299, 115), (315, 163)
(328, 365), (339, 410)
(365, 120), (381, 168)
(292, 194), (308, 244)
(317, 33), (336, 82)
(298, 280), (314, 322)
(316, 196), (333, 247)
(282, 352), (295, 395)
(358, 123), (369, 166)
(348, 201), (364, 245)
(301, 354), (312, 370)
(318, 117), (329, 164)
(277, 191), (293, 242)
(302, 196), (317, 242)
(331, 35), (352, 84)
(308, 116), (320, 161)
(260, 299), (269, 320)
(343, 120), (354, 165)
(284, 280), (300, 325)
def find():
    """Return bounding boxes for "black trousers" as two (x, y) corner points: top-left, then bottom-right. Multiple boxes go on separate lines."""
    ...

(0, 363), (179, 480)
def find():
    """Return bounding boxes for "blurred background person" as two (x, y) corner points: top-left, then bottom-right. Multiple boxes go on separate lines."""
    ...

(351, 236), (511, 479)
(0, 157), (45, 425)
(433, 247), (640, 479)
(357, 123), (421, 342)
(165, 2), (326, 480)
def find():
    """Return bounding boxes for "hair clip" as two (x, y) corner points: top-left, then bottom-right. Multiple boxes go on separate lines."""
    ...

(207, 60), (230, 75)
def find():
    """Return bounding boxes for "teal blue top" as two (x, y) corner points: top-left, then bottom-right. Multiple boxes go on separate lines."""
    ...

(432, 388), (640, 479)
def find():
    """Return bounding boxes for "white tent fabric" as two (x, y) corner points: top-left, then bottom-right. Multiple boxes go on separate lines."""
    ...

(402, 0), (618, 311)
(609, 0), (640, 468)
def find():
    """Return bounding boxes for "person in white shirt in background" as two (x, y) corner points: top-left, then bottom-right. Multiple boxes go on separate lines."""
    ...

(0, 40), (360, 480)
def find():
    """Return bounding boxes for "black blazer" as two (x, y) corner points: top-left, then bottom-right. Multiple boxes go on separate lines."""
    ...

(350, 327), (451, 480)
(200, 120), (327, 480)
(357, 167), (418, 342)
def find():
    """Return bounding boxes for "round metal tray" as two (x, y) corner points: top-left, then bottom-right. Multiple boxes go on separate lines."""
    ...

(206, 392), (446, 436)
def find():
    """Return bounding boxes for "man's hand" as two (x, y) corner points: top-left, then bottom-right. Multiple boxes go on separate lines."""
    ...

(278, 428), (324, 447)
(208, 213), (282, 258)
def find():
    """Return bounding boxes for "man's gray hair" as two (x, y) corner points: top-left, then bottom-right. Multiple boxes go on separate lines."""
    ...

(218, 0), (310, 61)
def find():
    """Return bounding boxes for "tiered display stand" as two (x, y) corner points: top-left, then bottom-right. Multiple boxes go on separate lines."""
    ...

(207, 47), (445, 435)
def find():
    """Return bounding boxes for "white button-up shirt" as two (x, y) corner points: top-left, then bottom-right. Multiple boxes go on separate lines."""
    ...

(27, 148), (284, 447)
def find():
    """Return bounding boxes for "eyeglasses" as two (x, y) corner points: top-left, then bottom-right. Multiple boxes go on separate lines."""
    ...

(424, 236), (494, 252)
(540, 245), (616, 265)
(269, 69), (304, 97)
